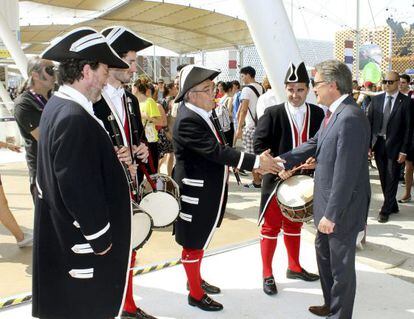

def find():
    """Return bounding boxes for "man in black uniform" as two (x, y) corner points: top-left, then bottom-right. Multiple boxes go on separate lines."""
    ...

(173, 64), (283, 312)
(254, 62), (323, 295)
(14, 56), (55, 203)
(93, 26), (155, 319)
(33, 27), (132, 319)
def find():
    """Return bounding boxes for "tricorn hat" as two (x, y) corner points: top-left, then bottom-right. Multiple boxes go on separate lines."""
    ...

(41, 27), (128, 69)
(101, 26), (152, 55)
(284, 62), (310, 84)
(175, 65), (221, 103)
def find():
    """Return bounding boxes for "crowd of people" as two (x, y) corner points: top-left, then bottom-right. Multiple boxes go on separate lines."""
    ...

(0, 22), (413, 319)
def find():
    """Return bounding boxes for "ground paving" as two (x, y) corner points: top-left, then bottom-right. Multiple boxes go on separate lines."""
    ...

(0, 149), (413, 318)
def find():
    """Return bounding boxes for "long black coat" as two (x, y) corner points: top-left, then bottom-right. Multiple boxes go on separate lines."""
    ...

(254, 103), (324, 222)
(173, 103), (256, 249)
(33, 95), (131, 319)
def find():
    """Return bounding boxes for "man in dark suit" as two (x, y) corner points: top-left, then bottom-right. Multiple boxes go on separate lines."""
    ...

(367, 71), (412, 223)
(254, 62), (323, 296)
(173, 65), (283, 312)
(278, 60), (371, 318)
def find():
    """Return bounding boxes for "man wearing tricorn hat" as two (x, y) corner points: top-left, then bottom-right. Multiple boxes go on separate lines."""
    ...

(254, 62), (323, 296)
(173, 64), (284, 311)
(93, 26), (156, 319)
(33, 27), (133, 319)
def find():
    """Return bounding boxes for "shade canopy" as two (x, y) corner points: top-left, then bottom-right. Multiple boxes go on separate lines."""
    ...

(20, 0), (253, 54)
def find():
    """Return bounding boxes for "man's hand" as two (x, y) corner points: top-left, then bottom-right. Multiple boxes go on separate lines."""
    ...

(278, 169), (293, 180)
(234, 128), (243, 142)
(257, 150), (285, 175)
(6, 143), (21, 153)
(128, 164), (137, 179)
(133, 142), (149, 162)
(96, 243), (112, 255)
(318, 217), (335, 234)
(301, 157), (316, 170)
(115, 146), (132, 166)
(368, 148), (374, 160)
(397, 153), (406, 164)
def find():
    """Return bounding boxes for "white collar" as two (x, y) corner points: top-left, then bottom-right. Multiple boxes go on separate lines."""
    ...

(385, 90), (399, 100)
(104, 83), (125, 98)
(56, 85), (105, 129)
(287, 101), (306, 113)
(328, 94), (348, 114)
(185, 102), (216, 134)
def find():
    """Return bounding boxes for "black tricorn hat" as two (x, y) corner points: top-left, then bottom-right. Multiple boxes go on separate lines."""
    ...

(284, 62), (310, 84)
(101, 26), (152, 55)
(41, 27), (128, 69)
(175, 65), (220, 103)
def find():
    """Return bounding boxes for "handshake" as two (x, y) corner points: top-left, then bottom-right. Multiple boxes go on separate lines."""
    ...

(254, 151), (317, 179)
(253, 150), (285, 175)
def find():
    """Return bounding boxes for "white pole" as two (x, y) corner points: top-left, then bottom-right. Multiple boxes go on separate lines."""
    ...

(238, 0), (303, 103)
(0, 11), (28, 79)
(153, 45), (156, 81)
(355, 0), (360, 81)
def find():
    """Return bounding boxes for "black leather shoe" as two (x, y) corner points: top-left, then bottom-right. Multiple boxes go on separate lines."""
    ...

(263, 276), (278, 295)
(188, 294), (223, 311)
(186, 280), (221, 294)
(286, 268), (320, 282)
(308, 304), (330, 316)
(378, 213), (389, 223)
(121, 308), (157, 319)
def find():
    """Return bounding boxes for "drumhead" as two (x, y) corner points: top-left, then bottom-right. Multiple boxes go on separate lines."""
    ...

(140, 192), (180, 228)
(277, 175), (314, 206)
(131, 212), (153, 250)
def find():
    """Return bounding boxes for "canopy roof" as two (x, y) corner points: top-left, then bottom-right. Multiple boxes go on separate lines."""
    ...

(21, 0), (253, 54)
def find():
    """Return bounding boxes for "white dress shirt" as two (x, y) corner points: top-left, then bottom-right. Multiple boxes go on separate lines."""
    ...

(382, 90), (399, 113)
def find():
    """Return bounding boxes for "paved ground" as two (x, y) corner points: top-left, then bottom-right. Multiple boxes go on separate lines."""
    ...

(0, 149), (413, 318)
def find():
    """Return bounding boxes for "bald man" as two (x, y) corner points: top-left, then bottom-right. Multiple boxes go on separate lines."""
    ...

(367, 71), (412, 223)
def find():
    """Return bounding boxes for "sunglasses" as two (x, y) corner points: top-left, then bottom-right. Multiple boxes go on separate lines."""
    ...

(382, 80), (397, 85)
(44, 65), (56, 76)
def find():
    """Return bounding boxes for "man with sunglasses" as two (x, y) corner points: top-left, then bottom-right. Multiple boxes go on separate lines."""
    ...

(14, 57), (56, 203)
(367, 71), (412, 223)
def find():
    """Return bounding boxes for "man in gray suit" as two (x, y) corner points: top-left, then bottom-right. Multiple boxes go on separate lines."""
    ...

(278, 60), (371, 318)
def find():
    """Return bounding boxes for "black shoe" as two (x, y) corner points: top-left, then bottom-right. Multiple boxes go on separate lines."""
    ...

(238, 169), (248, 176)
(188, 294), (223, 311)
(186, 280), (221, 294)
(377, 213), (389, 223)
(286, 268), (320, 282)
(121, 308), (157, 319)
(263, 276), (278, 295)
(308, 304), (330, 316)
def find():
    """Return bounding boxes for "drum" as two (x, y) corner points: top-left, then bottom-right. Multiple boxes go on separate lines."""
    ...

(138, 173), (180, 228)
(131, 202), (153, 250)
(276, 174), (314, 223)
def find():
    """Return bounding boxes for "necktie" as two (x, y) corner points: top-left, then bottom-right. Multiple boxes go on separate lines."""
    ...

(380, 96), (393, 137)
(323, 110), (332, 128)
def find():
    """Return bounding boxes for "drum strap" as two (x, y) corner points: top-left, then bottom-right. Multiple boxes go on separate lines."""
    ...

(138, 162), (157, 191)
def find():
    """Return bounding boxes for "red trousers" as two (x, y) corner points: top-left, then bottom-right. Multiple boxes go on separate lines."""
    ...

(260, 197), (303, 278)
(123, 250), (138, 313)
(181, 248), (205, 300)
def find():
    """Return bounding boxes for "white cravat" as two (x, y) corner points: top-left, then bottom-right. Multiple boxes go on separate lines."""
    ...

(104, 84), (125, 123)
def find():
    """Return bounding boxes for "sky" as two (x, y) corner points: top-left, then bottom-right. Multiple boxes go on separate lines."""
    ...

(16, 0), (414, 46)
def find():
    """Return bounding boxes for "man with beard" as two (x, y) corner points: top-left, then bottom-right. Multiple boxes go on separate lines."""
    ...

(33, 27), (132, 319)
(93, 26), (155, 319)
(254, 62), (323, 296)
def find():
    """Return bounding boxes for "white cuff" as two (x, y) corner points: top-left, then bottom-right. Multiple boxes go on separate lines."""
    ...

(254, 155), (260, 169)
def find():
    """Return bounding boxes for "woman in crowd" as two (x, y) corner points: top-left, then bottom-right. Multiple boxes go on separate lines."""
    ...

(0, 141), (33, 247)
